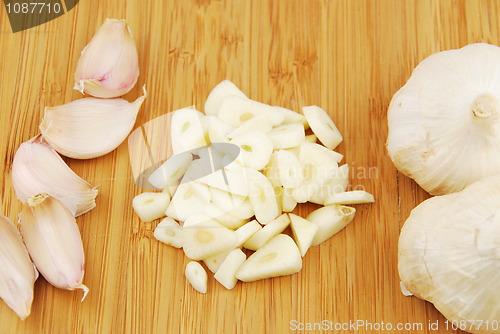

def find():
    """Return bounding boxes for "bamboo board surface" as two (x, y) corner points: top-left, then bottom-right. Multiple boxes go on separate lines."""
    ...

(1, 1), (499, 333)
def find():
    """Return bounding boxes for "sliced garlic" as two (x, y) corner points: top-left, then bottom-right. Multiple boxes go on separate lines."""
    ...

(40, 88), (146, 159)
(275, 107), (307, 126)
(387, 43), (500, 195)
(11, 137), (98, 217)
(308, 164), (349, 205)
(207, 115), (234, 143)
(214, 248), (246, 290)
(166, 181), (211, 222)
(234, 220), (262, 247)
(236, 234), (302, 282)
(182, 220), (238, 260)
(147, 152), (193, 190)
(289, 213), (318, 257)
(19, 194), (88, 300)
(203, 249), (234, 273)
(304, 134), (317, 143)
(204, 80), (247, 116)
(399, 175), (500, 334)
(132, 192), (170, 222)
(204, 203), (248, 230)
(185, 261), (207, 294)
(245, 168), (280, 225)
(218, 95), (284, 128)
(170, 108), (209, 155)
(154, 217), (182, 248)
(325, 190), (375, 205)
(302, 106), (343, 149)
(74, 19), (139, 98)
(275, 149), (304, 189)
(268, 123), (305, 150)
(230, 131), (273, 170)
(0, 215), (37, 320)
(226, 115), (273, 139)
(243, 214), (290, 251)
(282, 187), (298, 212)
(292, 142), (339, 203)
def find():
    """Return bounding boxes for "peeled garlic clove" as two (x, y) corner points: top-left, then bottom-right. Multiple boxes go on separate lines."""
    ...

(0, 215), (37, 320)
(74, 19), (139, 98)
(12, 137), (98, 217)
(19, 194), (89, 301)
(387, 43), (500, 195)
(306, 205), (356, 246)
(40, 88), (146, 159)
(399, 175), (500, 334)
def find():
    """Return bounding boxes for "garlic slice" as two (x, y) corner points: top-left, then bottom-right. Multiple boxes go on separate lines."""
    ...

(185, 261), (207, 294)
(40, 88), (146, 159)
(19, 194), (89, 301)
(74, 19), (139, 98)
(399, 175), (500, 334)
(11, 137), (98, 217)
(387, 43), (500, 195)
(0, 215), (37, 320)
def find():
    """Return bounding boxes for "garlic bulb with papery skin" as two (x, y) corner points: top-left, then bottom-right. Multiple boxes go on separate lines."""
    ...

(399, 175), (500, 334)
(387, 43), (500, 195)
(0, 215), (37, 320)
(12, 136), (98, 217)
(74, 18), (139, 98)
(20, 194), (89, 301)
(40, 87), (146, 159)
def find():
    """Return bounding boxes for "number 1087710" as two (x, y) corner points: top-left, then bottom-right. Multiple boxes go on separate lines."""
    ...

(5, 2), (62, 14)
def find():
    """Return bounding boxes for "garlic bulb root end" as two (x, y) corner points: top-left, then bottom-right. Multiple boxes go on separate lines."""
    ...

(472, 93), (498, 119)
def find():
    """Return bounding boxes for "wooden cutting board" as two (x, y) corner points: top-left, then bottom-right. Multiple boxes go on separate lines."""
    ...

(1, 1), (498, 333)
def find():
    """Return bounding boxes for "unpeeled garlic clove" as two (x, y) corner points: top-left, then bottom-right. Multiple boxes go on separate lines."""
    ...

(12, 136), (98, 217)
(74, 18), (139, 98)
(0, 215), (38, 320)
(19, 194), (89, 301)
(40, 87), (146, 159)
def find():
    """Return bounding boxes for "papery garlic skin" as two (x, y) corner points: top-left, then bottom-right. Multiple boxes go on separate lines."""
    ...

(40, 88), (146, 159)
(387, 43), (500, 195)
(12, 137), (98, 216)
(74, 18), (139, 98)
(20, 194), (89, 301)
(399, 175), (500, 334)
(0, 215), (37, 320)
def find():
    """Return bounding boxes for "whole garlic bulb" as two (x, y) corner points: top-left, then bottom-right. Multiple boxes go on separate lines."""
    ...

(399, 175), (500, 334)
(387, 43), (500, 195)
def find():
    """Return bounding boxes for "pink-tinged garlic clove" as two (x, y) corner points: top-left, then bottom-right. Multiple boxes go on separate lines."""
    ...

(74, 18), (139, 98)
(11, 136), (98, 217)
(0, 215), (38, 320)
(19, 194), (88, 301)
(40, 87), (146, 159)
